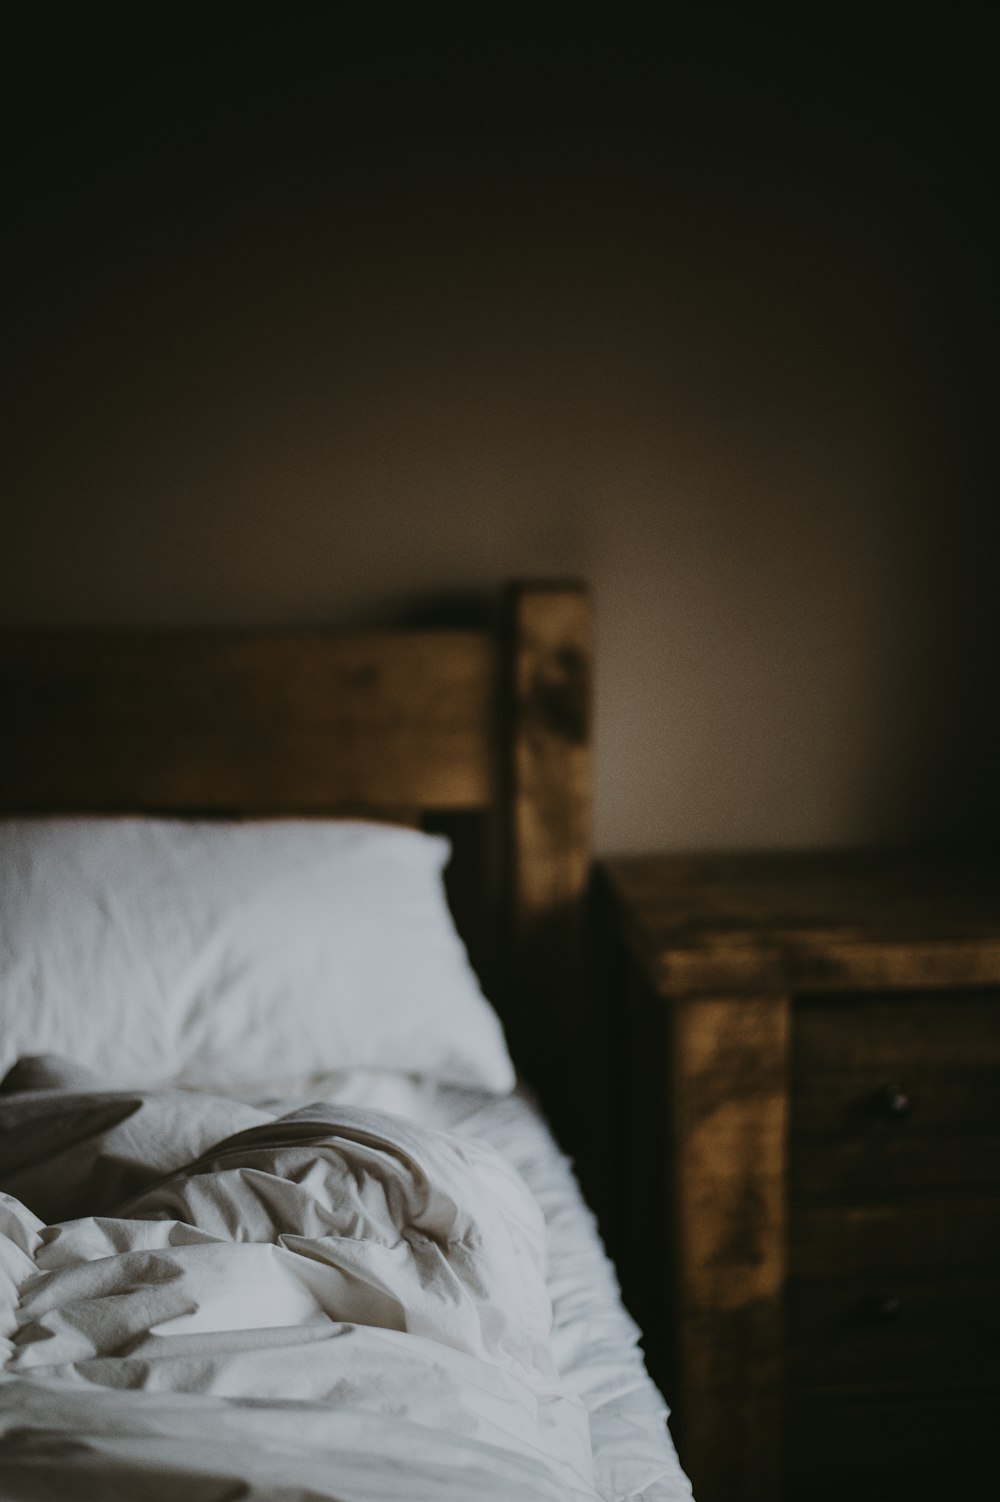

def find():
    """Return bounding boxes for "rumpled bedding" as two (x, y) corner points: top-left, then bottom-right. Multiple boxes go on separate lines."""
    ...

(0, 1061), (599, 1500)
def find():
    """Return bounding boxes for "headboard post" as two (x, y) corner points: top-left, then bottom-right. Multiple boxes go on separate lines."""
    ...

(503, 583), (592, 1102)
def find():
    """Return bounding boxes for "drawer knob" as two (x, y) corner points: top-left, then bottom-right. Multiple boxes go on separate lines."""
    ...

(876, 1293), (902, 1319)
(882, 1083), (911, 1117)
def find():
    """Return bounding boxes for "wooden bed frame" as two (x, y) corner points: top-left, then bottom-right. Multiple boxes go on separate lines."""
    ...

(0, 582), (591, 1109)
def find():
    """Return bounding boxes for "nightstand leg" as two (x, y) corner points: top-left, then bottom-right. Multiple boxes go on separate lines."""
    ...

(673, 993), (791, 1502)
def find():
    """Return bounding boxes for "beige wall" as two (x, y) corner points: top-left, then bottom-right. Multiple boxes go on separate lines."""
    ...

(5, 30), (993, 854)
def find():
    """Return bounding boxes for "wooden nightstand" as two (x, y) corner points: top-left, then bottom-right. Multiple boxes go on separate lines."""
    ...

(594, 851), (1000, 1502)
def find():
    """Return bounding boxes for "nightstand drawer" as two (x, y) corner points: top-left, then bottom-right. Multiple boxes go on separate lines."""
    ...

(785, 1390), (1000, 1502)
(787, 1269), (999, 1393)
(791, 990), (1000, 1201)
(787, 1201), (1000, 1391)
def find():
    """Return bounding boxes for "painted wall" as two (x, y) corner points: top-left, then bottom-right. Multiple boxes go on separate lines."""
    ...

(5, 18), (995, 853)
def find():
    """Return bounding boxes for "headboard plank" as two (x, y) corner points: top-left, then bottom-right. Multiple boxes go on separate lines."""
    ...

(0, 630), (497, 814)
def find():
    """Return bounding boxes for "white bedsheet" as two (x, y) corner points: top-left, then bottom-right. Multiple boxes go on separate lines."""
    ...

(252, 1075), (693, 1502)
(0, 1070), (691, 1501)
(0, 1092), (595, 1498)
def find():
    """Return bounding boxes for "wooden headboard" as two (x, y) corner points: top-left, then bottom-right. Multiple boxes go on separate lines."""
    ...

(0, 582), (591, 1096)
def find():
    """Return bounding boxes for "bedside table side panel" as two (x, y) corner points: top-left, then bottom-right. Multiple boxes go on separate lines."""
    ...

(673, 993), (791, 1502)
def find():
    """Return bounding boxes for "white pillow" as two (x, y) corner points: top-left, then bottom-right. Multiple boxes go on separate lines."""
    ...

(0, 818), (515, 1093)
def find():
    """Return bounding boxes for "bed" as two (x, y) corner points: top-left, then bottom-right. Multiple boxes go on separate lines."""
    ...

(0, 582), (692, 1501)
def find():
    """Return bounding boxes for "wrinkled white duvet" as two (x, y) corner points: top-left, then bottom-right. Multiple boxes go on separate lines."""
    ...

(0, 1077), (598, 1500)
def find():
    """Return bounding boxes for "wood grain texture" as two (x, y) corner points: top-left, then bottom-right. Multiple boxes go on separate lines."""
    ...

(504, 583), (591, 1089)
(672, 993), (791, 1502)
(606, 851), (1000, 995)
(0, 629), (497, 813)
(0, 589), (595, 1098)
(506, 583), (591, 940)
(791, 989), (1000, 1201)
(600, 850), (1000, 1502)
(787, 1198), (1000, 1392)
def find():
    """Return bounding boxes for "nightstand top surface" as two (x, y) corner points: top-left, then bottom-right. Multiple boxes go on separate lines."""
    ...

(601, 849), (1000, 995)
